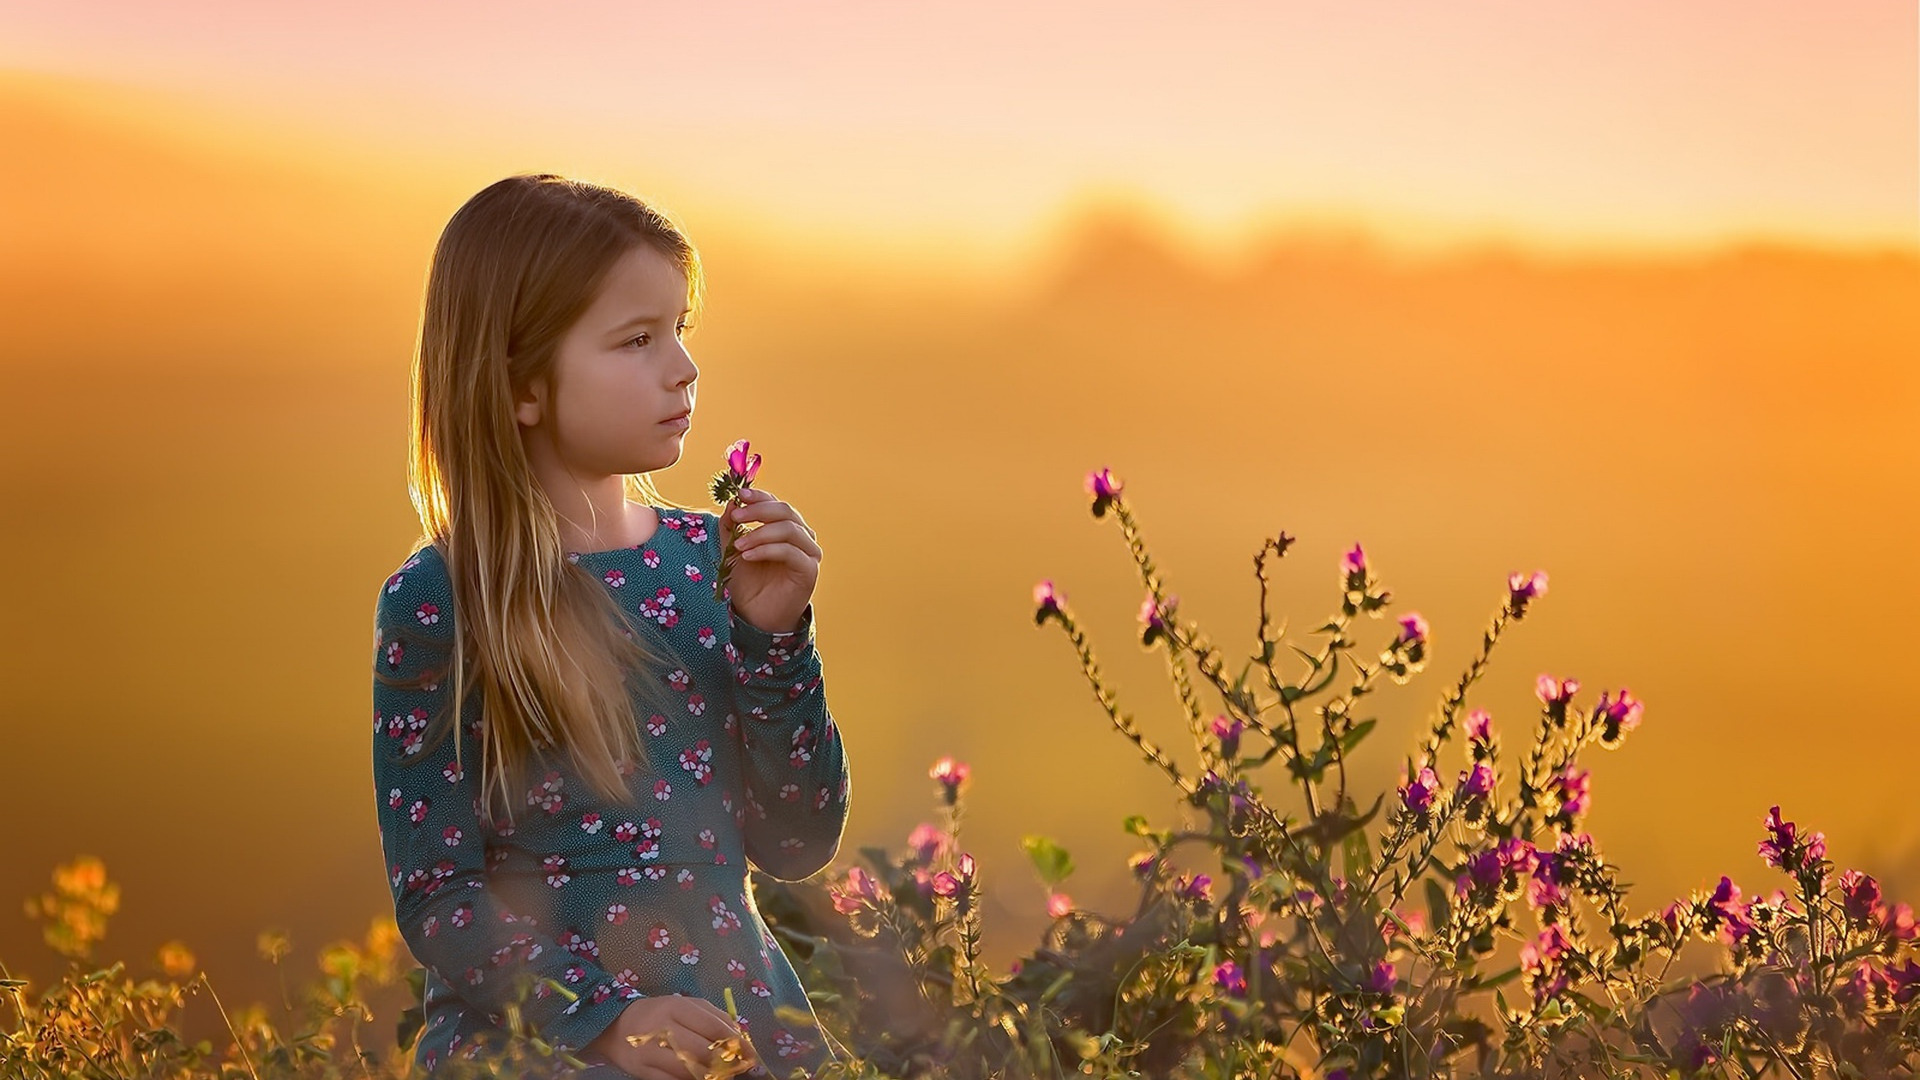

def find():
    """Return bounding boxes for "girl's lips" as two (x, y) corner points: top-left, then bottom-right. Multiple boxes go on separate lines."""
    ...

(661, 415), (691, 430)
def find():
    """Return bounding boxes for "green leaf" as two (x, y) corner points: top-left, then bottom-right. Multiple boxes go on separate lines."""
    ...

(397, 1002), (425, 1051)
(1475, 966), (1522, 990)
(1342, 827), (1373, 879)
(1121, 814), (1152, 837)
(1020, 835), (1075, 886)
(1340, 718), (1377, 754)
(1424, 877), (1452, 931)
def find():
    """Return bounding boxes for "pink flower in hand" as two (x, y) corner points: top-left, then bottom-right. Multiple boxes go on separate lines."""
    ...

(726, 439), (761, 483)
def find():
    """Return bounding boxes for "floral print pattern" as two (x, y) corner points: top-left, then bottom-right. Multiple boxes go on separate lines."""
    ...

(372, 509), (849, 1078)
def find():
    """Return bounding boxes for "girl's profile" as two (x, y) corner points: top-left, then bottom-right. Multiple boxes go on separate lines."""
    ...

(370, 173), (849, 1079)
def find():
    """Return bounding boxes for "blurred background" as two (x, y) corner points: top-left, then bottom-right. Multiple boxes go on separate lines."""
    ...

(3, 0), (1916, 1038)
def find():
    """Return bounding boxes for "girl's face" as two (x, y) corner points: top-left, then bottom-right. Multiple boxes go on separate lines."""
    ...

(517, 244), (698, 475)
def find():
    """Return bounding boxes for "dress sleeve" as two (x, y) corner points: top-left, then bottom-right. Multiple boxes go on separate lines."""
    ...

(708, 513), (853, 881)
(371, 548), (643, 1053)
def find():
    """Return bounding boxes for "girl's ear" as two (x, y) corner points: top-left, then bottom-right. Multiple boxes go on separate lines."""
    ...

(514, 377), (545, 428)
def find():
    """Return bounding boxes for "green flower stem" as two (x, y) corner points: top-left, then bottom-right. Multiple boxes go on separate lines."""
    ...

(1109, 500), (1206, 743)
(1264, 613), (1361, 825)
(1417, 602), (1515, 772)
(1051, 609), (1194, 797)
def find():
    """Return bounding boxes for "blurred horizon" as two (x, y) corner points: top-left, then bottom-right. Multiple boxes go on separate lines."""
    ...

(3, 7), (1917, 1044)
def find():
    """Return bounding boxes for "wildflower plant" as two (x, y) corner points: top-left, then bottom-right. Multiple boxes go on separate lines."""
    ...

(764, 468), (1918, 1078)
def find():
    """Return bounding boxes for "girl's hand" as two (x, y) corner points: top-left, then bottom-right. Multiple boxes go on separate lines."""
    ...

(583, 993), (760, 1079)
(723, 487), (821, 635)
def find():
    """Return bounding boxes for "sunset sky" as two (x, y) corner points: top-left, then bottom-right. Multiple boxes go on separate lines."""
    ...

(5, 0), (1915, 270)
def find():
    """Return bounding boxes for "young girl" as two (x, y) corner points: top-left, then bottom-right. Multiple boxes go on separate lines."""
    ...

(371, 174), (850, 1080)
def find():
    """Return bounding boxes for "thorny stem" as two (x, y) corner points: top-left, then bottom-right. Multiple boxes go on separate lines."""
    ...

(1052, 608), (1195, 797)
(958, 890), (984, 1006)
(1111, 500), (1208, 747)
(1418, 604), (1514, 771)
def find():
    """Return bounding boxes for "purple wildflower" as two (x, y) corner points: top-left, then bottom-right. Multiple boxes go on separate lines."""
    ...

(907, 822), (947, 863)
(1888, 958), (1920, 1006)
(1226, 779), (1255, 819)
(1527, 834), (1587, 910)
(1085, 467), (1123, 517)
(1032, 579), (1065, 627)
(1838, 963), (1892, 1016)
(1138, 592), (1177, 648)
(1368, 961), (1397, 995)
(1888, 902), (1917, 941)
(1128, 851), (1159, 881)
(1495, 837), (1537, 900)
(830, 865), (882, 914)
(1464, 708), (1493, 745)
(1527, 850), (1569, 911)
(1466, 849), (1503, 890)
(1341, 543), (1368, 578)
(1213, 960), (1247, 998)
(1211, 715), (1244, 760)
(1519, 924), (1574, 1003)
(1507, 569), (1548, 617)
(1396, 612), (1428, 647)
(930, 852), (976, 900)
(1399, 764), (1439, 816)
(1708, 876), (1758, 947)
(1176, 873), (1212, 903)
(929, 756), (970, 802)
(1594, 687), (1644, 748)
(1758, 805), (1826, 880)
(1552, 765), (1591, 822)
(1459, 762), (1495, 802)
(1535, 673), (1579, 709)
(1840, 870), (1884, 926)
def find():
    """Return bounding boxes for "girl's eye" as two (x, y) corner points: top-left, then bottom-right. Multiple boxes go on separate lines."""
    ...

(625, 323), (694, 349)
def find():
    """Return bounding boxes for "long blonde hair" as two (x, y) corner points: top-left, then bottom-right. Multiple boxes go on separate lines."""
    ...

(383, 173), (710, 827)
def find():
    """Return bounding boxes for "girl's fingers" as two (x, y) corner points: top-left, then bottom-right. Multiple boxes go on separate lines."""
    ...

(730, 491), (817, 542)
(740, 542), (823, 568)
(682, 997), (748, 1042)
(655, 1025), (716, 1075)
(735, 521), (821, 560)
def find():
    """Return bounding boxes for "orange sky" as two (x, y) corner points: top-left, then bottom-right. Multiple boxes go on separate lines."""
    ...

(2, 2), (1918, 1043)
(4, 0), (1915, 270)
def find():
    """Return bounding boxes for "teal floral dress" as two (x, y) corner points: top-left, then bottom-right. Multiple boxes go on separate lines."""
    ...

(371, 507), (850, 1078)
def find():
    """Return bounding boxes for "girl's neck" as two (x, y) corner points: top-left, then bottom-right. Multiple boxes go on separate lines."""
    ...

(558, 500), (660, 555)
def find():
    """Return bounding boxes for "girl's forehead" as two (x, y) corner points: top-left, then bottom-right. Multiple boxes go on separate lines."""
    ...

(583, 248), (690, 325)
(597, 245), (688, 302)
